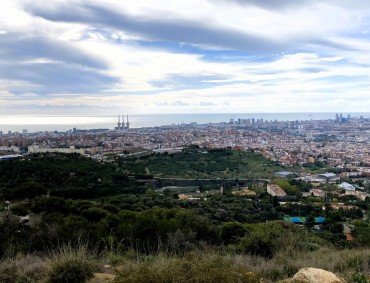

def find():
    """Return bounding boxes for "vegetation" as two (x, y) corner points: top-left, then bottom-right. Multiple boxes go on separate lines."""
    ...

(0, 151), (369, 282)
(118, 146), (286, 179)
(0, 245), (368, 282)
(48, 245), (97, 283)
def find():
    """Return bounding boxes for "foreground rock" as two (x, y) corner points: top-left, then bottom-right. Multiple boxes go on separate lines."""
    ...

(287, 268), (345, 283)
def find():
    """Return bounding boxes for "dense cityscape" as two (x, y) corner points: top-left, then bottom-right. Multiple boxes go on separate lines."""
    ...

(1, 113), (369, 169)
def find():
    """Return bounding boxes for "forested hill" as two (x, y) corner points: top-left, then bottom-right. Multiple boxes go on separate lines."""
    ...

(0, 152), (369, 282)
(0, 153), (139, 199)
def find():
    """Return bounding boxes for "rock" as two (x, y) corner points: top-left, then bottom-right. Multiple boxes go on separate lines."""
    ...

(291, 268), (345, 283)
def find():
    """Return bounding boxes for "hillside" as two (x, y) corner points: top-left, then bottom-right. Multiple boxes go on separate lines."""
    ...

(0, 151), (369, 282)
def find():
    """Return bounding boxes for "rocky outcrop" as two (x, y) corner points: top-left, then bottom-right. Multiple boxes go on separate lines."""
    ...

(290, 268), (345, 283)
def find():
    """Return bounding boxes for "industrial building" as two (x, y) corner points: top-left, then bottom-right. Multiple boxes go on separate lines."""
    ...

(115, 115), (130, 131)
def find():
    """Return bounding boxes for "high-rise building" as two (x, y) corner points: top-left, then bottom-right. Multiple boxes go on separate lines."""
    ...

(22, 129), (28, 136)
(0, 131), (2, 138)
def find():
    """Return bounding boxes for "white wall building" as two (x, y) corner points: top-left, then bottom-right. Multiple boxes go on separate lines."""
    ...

(339, 182), (355, 191)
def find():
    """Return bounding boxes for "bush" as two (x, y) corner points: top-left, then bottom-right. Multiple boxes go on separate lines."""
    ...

(10, 203), (29, 216)
(238, 221), (324, 258)
(32, 196), (69, 214)
(81, 207), (110, 222)
(219, 222), (246, 244)
(239, 222), (284, 258)
(48, 245), (97, 283)
(351, 273), (369, 283)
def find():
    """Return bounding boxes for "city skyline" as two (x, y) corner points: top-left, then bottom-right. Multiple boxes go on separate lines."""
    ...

(0, 112), (368, 133)
(1, 1), (370, 116)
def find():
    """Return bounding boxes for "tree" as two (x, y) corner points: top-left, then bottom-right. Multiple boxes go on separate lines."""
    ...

(219, 222), (246, 244)
(15, 182), (47, 203)
(305, 215), (315, 230)
(32, 196), (69, 214)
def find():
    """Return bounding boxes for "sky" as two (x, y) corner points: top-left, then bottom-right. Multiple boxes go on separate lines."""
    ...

(0, 0), (370, 116)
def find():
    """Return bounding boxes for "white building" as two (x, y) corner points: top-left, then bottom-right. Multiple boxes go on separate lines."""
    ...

(28, 145), (85, 155)
(339, 182), (355, 191)
(267, 184), (287, 197)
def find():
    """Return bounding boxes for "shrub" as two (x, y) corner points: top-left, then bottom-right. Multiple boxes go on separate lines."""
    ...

(81, 207), (110, 222)
(10, 203), (29, 216)
(238, 221), (325, 258)
(47, 244), (97, 283)
(219, 222), (246, 244)
(239, 222), (284, 258)
(351, 273), (369, 283)
(32, 196), (69, 214)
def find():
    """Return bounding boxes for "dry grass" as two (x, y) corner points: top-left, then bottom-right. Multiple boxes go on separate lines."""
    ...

(0, 244), (98, 283)
(0, 246), (368, 283)
(113, 252), (261, 283)
(0, 254), (49, 282)
(112, 248), (370, 283)
(232, 248), (370, 282)
(47, 244), (98, 283)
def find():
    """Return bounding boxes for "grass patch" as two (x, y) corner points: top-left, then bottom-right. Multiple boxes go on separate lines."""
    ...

(0, 254), (48, 282)
(112, 248), (369, 282)
(0, 246), (368, 282)
(113, 252), (261, 283)
(47, 244), (97, 283)
(119, 148), (286, 179)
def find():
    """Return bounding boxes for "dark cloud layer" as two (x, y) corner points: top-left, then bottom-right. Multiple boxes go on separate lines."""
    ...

(28, 3), (285, 53)
(0, 33), (116, 94)
(28, 2), (351, 54)
(0, 34), (107, 69)
(0, 61), (117, 94)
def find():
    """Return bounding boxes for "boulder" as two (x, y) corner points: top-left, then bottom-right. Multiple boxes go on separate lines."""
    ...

(291, 268), (345, 283)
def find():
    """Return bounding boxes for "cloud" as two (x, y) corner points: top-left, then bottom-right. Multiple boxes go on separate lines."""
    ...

(28, 3), (284, 53)
(0, 0), (369, 116)
(221, 0), (312, 10)
(0, 34), (108, 69)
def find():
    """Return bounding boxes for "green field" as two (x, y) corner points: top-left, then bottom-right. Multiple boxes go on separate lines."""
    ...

(119, 147), (288, 179)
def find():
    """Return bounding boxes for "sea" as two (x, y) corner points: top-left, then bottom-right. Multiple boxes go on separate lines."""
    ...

(0, 112), (369, 133)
